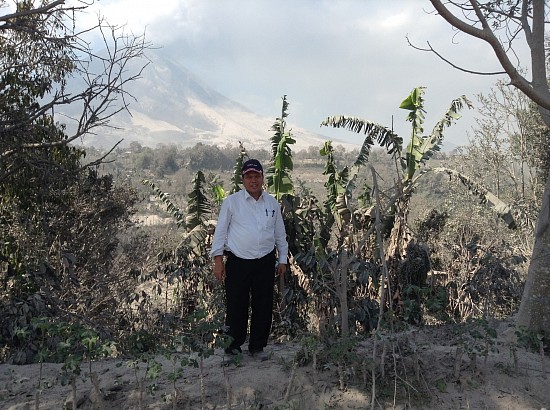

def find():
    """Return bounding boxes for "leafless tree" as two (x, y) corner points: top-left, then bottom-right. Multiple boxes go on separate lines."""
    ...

(0, 0), (152, 184)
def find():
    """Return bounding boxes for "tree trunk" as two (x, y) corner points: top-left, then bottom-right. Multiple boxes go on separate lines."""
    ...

(385, 195), (412, 314)
(332, 252), (350, 338)
(517, 169), (550, 335)
(339, 258), (349, 338)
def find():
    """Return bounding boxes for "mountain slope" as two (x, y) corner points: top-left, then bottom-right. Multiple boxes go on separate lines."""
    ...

(81, 50), (357, 151)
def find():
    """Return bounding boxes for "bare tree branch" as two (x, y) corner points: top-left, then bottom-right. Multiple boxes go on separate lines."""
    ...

(427, 0), (550, 125)
(406, 36), (506, 76)
(0, 0), (66, 26)
(0, 1), (151, 185)
(81, 139), (123, 170)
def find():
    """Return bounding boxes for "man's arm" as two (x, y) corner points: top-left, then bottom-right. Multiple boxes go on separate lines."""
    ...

(210, 198), (231, 281)
(273, 203), (288, 265)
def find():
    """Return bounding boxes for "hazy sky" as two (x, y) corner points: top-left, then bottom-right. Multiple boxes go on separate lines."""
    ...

(83, 0), (530, 148)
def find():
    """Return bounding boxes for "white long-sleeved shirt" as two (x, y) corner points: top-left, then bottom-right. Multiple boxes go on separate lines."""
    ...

(210, 189), (288, 264)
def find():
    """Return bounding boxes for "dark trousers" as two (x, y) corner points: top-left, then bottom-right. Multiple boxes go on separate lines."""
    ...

(224, 250), (276, 352)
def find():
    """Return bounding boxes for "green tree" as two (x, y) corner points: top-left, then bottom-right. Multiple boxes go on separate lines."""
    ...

(134, 148), (155, 171)
(0, 0), (149, 359)
(185, 143), (233, 171)
(155, 144), (180, 176)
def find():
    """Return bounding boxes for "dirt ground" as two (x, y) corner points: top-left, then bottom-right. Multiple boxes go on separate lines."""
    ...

(1, 317), (548, 410)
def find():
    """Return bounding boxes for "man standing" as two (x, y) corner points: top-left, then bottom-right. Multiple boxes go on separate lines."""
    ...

(210, 159), (288, 358)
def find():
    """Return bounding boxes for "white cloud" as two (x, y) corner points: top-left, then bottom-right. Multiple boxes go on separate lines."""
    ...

(90, 0), (180, 29)
(80, 0), (530, 147)
(380, 15), (408, 31)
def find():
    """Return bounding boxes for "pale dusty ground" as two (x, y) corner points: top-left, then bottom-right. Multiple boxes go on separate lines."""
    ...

(1, 318), (548, 410)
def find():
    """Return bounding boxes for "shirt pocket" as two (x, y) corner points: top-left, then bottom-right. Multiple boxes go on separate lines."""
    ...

(264, 208), (276, 230)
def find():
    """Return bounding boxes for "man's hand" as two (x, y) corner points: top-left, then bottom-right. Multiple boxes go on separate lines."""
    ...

(276, 263), (286, 277)
(213, 256), (225, 281)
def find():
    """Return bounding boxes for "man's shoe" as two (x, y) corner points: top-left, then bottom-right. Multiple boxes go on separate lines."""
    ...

(224, 347), (242, 356)
(249, 348), (268, 361)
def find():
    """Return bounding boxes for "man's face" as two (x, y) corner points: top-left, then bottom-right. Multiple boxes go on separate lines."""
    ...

(242, 171), (264, 197)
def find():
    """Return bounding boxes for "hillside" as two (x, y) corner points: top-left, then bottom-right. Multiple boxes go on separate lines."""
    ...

(73, 50), (358, 152)
(1, 317), (547, 409)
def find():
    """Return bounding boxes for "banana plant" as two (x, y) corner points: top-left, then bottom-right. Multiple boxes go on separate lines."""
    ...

(263, 96), (297, 316)
(432, 167), (517, 229)
(266, 95), (295, 200)
(402, 87), (472, 184)
(323, 87), (471, 247)
(323, 87), (470, 187)
(322, 87), (471, 317)
(393, 88), (471, 257)
(209, 175), (226, 208)
(321, 112), (404, 240)
(176, 170), (215, 260)
(319, 141), (349, 244)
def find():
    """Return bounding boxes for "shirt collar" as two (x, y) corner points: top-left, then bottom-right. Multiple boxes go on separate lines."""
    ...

(243, 189), (265, 201)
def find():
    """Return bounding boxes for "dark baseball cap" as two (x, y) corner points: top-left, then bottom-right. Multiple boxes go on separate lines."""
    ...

(241, 159), (263, 175)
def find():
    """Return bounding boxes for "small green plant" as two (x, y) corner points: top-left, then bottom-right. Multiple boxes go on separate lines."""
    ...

(435, 378), (447, 393)
(455, 319), (498, 376)
(36, 321), (115, 410)
(297, 334), (321, 368)
(469, 319), (497, 352)
(164, 352), (185, 409)
(161, 295), (227, 410)
(180, 303), (227, 410)
(127, 354), (163, 409)
(27, 319), (112, 410)
(515, 326), (545, 351)
(425, 286), (450, 317)
(30, 317), (52, 410)
(325, 336), (358, 391)
(124, 329), (158, 355)
(80, 329), (115, 374)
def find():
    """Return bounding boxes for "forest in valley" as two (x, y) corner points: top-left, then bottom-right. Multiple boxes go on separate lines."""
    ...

(1, 1), (549, 409)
